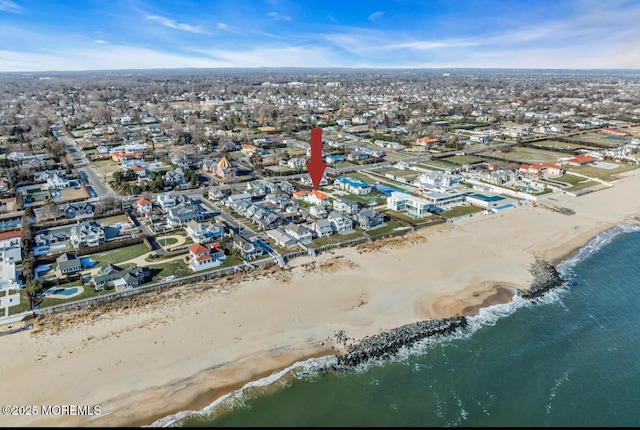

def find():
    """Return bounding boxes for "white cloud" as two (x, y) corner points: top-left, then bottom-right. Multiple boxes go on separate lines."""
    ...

(388, 41), (479, 50)
(145, 15), (207, 34)
(368, 11), (384, 23)
(0, 0), (21, 13)
(267, 12), (291, 21)
(216, 22), (228, 30)
(94, 39), (108, 44)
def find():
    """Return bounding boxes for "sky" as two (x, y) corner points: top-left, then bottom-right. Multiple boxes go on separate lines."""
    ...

(0, 0), (639, 72)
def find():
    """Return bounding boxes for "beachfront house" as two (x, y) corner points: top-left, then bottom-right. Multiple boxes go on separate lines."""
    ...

(232, 235), (263, 260)
(188, 242), (227, 272)
(283, 224), (313, 244)
(327, 211), (354, 234)
(311, 219), (334, 237)
(91, 264), (150, 291)
(266, 228), (297, 248)
(332, 197), (361, 216)
(355, 208), (384, 230)
(166, 199), (208, 227)
(56, 253), (82, 276)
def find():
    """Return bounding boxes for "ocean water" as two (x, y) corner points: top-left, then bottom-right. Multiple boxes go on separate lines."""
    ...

(157, 225), (640, 427)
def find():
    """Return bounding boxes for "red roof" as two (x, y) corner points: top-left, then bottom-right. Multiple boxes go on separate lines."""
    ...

(189, 243), (209, 255)
(0, 230), (21, 241)
(208, 242), (224, 253)
(131, 165), (146, 171)
(568, 155), (595, 164)
(196, 255), (212, 262)
(137, 198), (152, 205)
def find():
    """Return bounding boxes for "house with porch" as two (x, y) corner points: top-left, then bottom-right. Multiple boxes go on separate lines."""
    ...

(332, 197), (360, 216)
(91, 264), (150, 291)
(232, 234), (264, 260)
(184, 220), (225, 243)
(283, 224), (313, 244)
(56, 253), (82, 276)
(70, 220), (106, 247)
(136, 198), (153, 215)
(45, 171), (70, 190)
(62, 201), (95, 219)
(311, 219), (333, 237)
(166, 199), (208, 227)
(188, 242), (227, 272)
(355, 208), (384, 230)
(327, 211), (354, 233)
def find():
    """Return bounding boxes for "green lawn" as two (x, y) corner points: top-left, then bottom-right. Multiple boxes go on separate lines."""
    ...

(384, 210), (431, 224)
(567, 164), (639, 181)
(38, 284), (111, 309)
(341, 192), (387, 206)
(90, 159), (114, 167)
(555, 174), (587, 186)
(533, 140), (586, 150)
(567, 181), (600, 192)
(149, 259), (190, 279)
(98, 214), (130, 225)
(439, 204), (484, 219)
(411, 163), (443, 171)
(367, 219), (411, 236)
(442, 155), (487, 165)
(309, 230), (367, 248)
(156, 236), (179, 247)
(483, 147), (561, 163)
(88, 243), (150, 267)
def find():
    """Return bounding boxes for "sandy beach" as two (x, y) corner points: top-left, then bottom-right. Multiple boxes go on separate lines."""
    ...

(1, 172), (640, 427)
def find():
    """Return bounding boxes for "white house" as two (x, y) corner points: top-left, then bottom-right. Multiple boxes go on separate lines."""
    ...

(188, 242), (227, 272)
(311, 219), (333, 237)
(283, 224), (313, 244)
(136, 198), (153, 214)
(184, 220), (225, 243)
(46, 171), (70, 190)
(156, 193), (177, 211)
(387, 192), (432, 218)
(327, 211), (354, 234)
(70, 220), (106, 247)
(287, 157), (306, 169)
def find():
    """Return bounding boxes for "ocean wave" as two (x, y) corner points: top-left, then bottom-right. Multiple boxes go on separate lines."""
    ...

(557, 224), (640, 275)
(148, 355), (337, 428)
(152, 224), (640, 427)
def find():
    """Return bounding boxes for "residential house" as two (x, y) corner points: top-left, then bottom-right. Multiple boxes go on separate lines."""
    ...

(283, 224), (313, 244)
(311, 219), (333, 237)
(46, 171), (70, 190)
(566, 155), (596, 166)
(225, 193), (252, 208)
(34, 231), (66, 248)
(309, 205), (327, 218)
(56, 253), (82, 276)
(202, 159), (217, 173)
(355, 208), (384, 230)
(287, 157), (306, 169)
(414, 136), (440, 147)
(266, 228), (297, 248)
(184, 220), (225, 243)
(91, 264), (150, 291)
(62, 201), (95, 219)
(334, 176), (372, 195)
(166, 199), (208, 227)
(164, 167), (185, 186)
(156, 193), (177, 211)
(188, 242), (227, 272)
(136, 198), (153, 215)
(232, 234), (264, 260)
(0, 248), (20, 291)
(327, 211), (354, 234)
(208, 187), (226, 201)
(332, 197), (360, 216)
(70, 221), (106, 247)
(387, 192), (432, 218)
(326, 154), (345, 164)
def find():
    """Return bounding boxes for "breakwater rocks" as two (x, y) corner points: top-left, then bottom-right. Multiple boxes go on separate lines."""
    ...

(518, 258), (566, 300)
(332, 317), (468, 370)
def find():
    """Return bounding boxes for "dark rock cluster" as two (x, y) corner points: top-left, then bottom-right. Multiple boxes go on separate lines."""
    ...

(332, 316), (468, 370)
(518, 257), (566, 299)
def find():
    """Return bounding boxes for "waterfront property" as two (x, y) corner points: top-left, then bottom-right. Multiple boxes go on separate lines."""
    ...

(386, 192), (432, 218)
(185, 220), (225, 244)
(465, 193), (506, 209)
(188, 242), (227, 272)
(91, 264), (150, 291)
(56, 253), (82, 276)
(69, 220), (107, 247)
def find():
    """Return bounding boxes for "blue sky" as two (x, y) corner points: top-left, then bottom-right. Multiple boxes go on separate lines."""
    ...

(0, 0), (639, 71)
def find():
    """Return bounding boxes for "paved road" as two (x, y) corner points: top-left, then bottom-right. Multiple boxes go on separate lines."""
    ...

(57, 131), (115, 199)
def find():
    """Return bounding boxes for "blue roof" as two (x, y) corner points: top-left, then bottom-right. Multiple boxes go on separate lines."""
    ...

(470, 193), (506, 202)
(373, 185), (405, 196)
(336, 176), (370, 188)
(495, 203), (515, 210)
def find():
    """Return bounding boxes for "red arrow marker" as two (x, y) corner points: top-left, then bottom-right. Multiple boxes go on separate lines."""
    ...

(306, 128), (327, 191)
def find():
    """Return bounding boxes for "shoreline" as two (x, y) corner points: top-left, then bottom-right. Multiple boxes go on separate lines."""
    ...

(1, 173), (640, 428)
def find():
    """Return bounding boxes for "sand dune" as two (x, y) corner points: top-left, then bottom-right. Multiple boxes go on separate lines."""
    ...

(1, 174), (639, 427)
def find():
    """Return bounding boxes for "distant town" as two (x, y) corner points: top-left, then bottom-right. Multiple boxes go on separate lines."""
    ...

(1, 69), (640, 320)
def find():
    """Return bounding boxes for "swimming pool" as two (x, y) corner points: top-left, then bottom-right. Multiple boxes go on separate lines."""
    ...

(51, 287), (79, 296)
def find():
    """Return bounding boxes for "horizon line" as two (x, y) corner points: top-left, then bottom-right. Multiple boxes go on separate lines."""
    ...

(2, 66), (640, 75)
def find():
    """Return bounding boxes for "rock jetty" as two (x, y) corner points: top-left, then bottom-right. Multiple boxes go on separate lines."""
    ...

(518, 257), (565, 299)
(333, 316), (468, 370)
